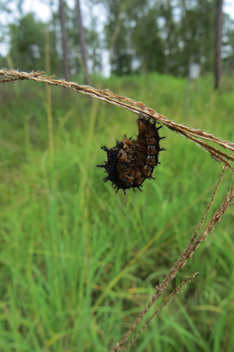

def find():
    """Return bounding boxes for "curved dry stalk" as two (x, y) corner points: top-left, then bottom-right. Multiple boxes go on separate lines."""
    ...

(181, 131), (234, 172)
(0, 68), (234, 170)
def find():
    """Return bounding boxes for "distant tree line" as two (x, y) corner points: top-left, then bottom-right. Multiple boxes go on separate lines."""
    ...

(0, 0), (233, 80)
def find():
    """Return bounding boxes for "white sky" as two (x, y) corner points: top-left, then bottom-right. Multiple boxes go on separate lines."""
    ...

(20, 0), (234, 22)
(1, 0), (234, 42)
(10, 0), (106, 28)
(0, 0), (107, 56)
(1, 0), (234, 29)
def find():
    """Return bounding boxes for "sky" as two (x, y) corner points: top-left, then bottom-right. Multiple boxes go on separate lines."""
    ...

(1, 0), (234, 42)
(2, 0), (234, 32)
(6, 0), (106, 29)
(0, 0), (107, 55)
(19, 0), (234, 22)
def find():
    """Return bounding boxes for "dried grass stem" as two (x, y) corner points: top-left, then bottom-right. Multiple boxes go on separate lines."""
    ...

(113, 167), (234, 351)
(0, 69), (234, 171)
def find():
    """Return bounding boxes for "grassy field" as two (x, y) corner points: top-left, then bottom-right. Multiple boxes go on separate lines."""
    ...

(0, 72), (234, 352)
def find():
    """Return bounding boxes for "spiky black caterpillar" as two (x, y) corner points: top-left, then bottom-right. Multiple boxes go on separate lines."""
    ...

(97, 114), (165, 194)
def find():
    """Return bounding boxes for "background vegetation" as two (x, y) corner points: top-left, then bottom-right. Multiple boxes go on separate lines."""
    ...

(0, 0), (234, 78)
(0, 73), (234, 351)
(1, 0), (234, 351)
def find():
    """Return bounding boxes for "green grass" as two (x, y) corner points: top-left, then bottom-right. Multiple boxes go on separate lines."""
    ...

(0, 72), (234, 352)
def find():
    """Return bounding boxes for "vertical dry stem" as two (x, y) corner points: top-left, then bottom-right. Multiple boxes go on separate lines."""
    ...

(113, 167), (234, 351)
(123, 272), (199, 352)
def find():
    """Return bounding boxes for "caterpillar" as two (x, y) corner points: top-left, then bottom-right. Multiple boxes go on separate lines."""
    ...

(97, 114), (165, 194)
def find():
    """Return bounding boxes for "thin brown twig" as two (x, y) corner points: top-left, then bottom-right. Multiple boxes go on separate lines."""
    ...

(191, 165), (226, 242)
(112, 167), (232, 351)
(122, 272), (199, 352)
